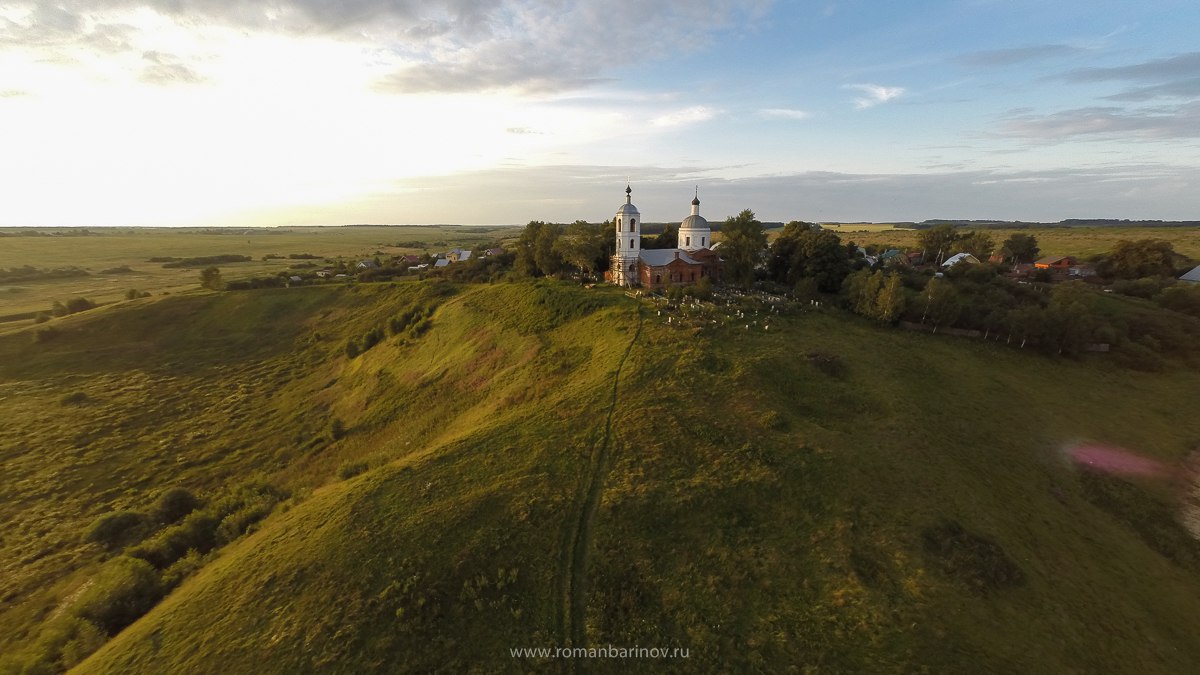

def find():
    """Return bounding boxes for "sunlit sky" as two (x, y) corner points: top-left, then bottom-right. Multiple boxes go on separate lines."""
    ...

(2, 1), (1199, 226)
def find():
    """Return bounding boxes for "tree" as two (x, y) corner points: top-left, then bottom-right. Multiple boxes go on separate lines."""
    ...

(200, 266), (223, 290)
(720, 209), (768, 289)
(874, 273), (906, 323)
(1006, 305), (1043, 348)
(533, 222), (566, 276)
(920, 277), (961, 331)
(856, 270), (884, 317)
(1098, 239), (1178, 279)
(958, 231), (995, 260)
(645, 223), (678, 249)
(768, 221), (854, 292)
(916, 224), (959, 265)
(1000, 233), (1040, 264)
(553, 221), (607, 279)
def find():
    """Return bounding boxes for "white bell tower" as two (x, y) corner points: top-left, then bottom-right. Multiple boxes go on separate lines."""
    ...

(678, 187), (711, 252)
(612, 184), (641, 286)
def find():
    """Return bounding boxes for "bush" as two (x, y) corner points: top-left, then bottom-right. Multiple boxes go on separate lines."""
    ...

(60, 391), (89, 406)
(215, 502), (274, 545)
(83, 511), (150, 549)
(806, 351), (846, 378)
(35, 327), (61, 343)
(338, 461), (369, 480)
(161, 549), (211, 590)
(344, 339), (360, 359)
(74, 556), (164, 635)
(128, 512), (221, 569)
(331, 418), (347, 440)
(65, 297), (95, 314)
(153, 487), (200, 524)
(921, 520), (1025, 594)
(34, 312), (50, 323)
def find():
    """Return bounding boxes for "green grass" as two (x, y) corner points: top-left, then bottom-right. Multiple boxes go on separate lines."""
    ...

(2, 280), (1200, 672)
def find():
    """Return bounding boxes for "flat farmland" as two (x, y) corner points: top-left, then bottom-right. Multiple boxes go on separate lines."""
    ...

(826, 226), (1200, 259)
(0, 225), (519, 321)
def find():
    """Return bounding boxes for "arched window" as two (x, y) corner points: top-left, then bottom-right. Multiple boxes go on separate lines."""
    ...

(655, 274), (661, 284)
(631, 219), (636, 229)
(685, 236), (691, 247)
(617, 218), (622, 228)
(630, 239), (635, 248)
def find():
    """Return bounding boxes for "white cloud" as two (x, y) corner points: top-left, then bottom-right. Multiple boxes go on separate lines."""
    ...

(758, 107), (810, 120)
(844, 83), (905, 109)
(651, 106), (717, 127)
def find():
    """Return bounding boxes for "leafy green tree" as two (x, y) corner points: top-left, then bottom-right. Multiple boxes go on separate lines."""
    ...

(1000, 233), (1040, 264)
(720, 209), (768, 289)
(874, 273), (907, 323)
(769, 221), (854, 292)
(856, 270), (884, 317)
(533, 222), (566, 277)
(553, 221), (607, 279)
(199, 266), (223, 291)
(514, 221), (548, 277)
(958, 231), (995, 260)
(916, 224), (959, 265)
(1156, 284), (1200, 317)
(1045, 281), (1095, 355)
(1006, 305), (1043, 348)
(921, 277), (961, 331)
(645, 223), (678, 249)
(1098, 239), (1179, 279)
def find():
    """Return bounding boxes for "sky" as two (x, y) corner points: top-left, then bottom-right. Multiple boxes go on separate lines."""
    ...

(2, 0), (1199, 227)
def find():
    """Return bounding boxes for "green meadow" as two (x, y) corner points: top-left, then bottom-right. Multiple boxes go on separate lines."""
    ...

(1, 276), (1200, 672)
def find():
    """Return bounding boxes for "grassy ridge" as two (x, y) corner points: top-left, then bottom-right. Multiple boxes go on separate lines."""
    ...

(3, 281), (1200, 671)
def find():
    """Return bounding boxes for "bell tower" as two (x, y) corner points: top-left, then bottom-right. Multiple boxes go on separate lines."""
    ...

(612, 184), (641, 286)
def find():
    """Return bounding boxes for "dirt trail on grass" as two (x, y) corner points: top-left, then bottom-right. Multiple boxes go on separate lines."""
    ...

(555, 305), (642, 662)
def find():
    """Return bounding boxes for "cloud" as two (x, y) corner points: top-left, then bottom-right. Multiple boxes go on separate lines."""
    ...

(758, 107), (810, 120)
(357, 163), (1200, 224)
(958, 44), (1083, 67)
(651, 106), (717, 127)
(0, 89), (29, 98)
(999, 103), (1200, 140)
(1061, 52), (1200, 83)
(1, 1), (773, 95)
(844, 83), (905, 109)
(1058, 52), (1200, 102)
(139, 51), (205, 85)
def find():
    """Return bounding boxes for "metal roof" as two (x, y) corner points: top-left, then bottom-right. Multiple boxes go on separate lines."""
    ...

(639, 249), (701, 266)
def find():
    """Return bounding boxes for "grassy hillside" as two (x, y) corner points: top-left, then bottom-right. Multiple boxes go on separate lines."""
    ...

(3, 281), (1200, 672)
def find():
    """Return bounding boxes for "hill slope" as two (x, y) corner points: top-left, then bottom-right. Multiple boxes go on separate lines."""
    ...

(4, 281), (1200, 672)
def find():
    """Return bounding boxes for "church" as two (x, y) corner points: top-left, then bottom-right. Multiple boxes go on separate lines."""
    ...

(606, 185), (722, 289)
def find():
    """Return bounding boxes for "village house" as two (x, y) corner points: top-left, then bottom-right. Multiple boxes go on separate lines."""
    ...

(1034, 255), (1075, 270)
(941, 252), (980, 268)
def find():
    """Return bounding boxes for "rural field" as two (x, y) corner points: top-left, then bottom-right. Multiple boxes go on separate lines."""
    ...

(817, 224), (1200, 259)
(0, 226), (520, 323)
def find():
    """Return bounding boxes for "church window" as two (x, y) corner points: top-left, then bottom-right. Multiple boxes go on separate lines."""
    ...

(655, 274), (661, 284)
(618, 218), (621, 227)
(690, 272), (695, 281)
(630, 239), (634, 248)
(685, 236), (691, 247)
(631, 219), (636, 228)
(701, 236), (706, 247)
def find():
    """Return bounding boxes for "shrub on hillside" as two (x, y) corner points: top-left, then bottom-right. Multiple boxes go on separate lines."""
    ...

(338, 460), (369, 480)
(161, 549), (211, 590)
(0, 616), (107, 674)
(128, 512), (221, 569)
(921, 520), (1025, 595)
(73, 556), (164, 635)
(65, 297), (96, 314)
(35, 326), (61, 343)
(60, 391), (89, 406)
(331, 418), (347, 440)
(153, 487), (200, 525)
(83, 511), (150, 549)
